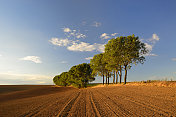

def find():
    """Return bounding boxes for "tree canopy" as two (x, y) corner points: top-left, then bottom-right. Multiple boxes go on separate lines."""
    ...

(91, 35), (148, 84)
(53, 63), (95, 88)
(53, 35), (148, 87)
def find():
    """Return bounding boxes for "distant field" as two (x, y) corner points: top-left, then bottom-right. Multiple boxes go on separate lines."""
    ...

(0, 85), (54, 94)
(0, 85), (175, 116)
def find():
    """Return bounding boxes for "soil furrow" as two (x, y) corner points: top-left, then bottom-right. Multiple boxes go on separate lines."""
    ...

(89, 91), (101, 117)
(101, 88), (174, 116)
(94, 86), (176, 116)
(34, 92), (76, 117)
(95, 89), (138, 117)
(19, 91), (76, 117)
(119, 95), (173, 116)
(0, 85), (175, 117)
(67, 90), (86, 117)
(90, 89), (124, 116)
(56, 91), (80, 117)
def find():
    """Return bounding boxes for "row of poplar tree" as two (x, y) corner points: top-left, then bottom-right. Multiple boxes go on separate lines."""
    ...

(53, 35), (148, 87)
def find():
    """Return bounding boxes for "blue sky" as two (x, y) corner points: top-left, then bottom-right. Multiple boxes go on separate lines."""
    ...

(0, 0), (176, 84)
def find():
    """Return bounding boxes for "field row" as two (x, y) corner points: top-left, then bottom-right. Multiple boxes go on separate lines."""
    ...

(0, 85), (175, 117)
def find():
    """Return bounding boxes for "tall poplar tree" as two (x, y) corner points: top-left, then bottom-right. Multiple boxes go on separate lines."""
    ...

(121, 35), (147, 84)
(90, 53), (107, 85)
(105, 35), (148, 84)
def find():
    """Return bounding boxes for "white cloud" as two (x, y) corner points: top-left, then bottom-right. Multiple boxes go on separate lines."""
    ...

(143, 33), (160, 57)
(67, 42), (95, 52)
(92, 21), (101, 27)
(100, 32), (118, 39)
(19, 56), (42, 63)
(145, 43), (153, 52)
(94, 43), (105, 52)
(63, 28), (86, 39)
(100, 33), (111, 39)
(50, 27), (107, 52)
(172, 58), (176, 61)
(111, 33), (118, 36)
(152, 34), (160, 41)
(0, 72), (52, 85)
(144, 43), (158, 56)
(0, 54), (2, 57)
(49, 37), (105, 52)
(148, 33), (160, 43)
(85, 57), (93, 60)
(49, 38), (71, 46)
(63, 28), (71, 32)
(67, 42), (105, 52)
(75, 33), (86, 39)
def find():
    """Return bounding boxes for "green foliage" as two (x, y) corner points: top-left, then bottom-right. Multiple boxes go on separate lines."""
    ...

(104, 35), (148, 84)
(53, 35), (148, 86)
(104, 35), (147, 68)
(90, 34), (148, 85)
(53, 63), (95, 88)
(90, 53), (107, 77)
(53, 75), (60, 85)
(53, 72), (69, 86)
(69, 63), (95, 88)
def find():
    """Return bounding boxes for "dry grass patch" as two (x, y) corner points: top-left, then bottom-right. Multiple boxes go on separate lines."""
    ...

(90, 81), (176, 88)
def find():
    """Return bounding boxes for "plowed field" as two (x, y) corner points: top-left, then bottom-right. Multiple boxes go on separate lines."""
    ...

(0, 85), (175, 117)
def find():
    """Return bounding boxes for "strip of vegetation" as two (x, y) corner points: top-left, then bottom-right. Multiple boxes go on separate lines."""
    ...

(53, 35), (148, 88)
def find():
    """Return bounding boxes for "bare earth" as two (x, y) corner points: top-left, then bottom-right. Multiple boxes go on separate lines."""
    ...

(0, 85), (175, 117)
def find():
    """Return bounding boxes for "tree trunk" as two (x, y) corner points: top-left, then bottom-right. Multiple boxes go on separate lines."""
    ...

(113, 71), (115, 84)
(108, 73), (109, 85)
(116, 71), (118, 84)
(124, 65), (127, 84)
(106, 74), (107, 84)
(103, 75), (104, 85)
(119, 66), (122, 84)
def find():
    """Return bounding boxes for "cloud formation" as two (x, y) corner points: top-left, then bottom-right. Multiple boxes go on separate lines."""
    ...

(67, 42), (105, 52)
(85, 57), (93, 60)
(144, 43), (153, 52)
(49, 38), (71, 46)
(19, 56), (42, 63)
(49, 38), (105, 52)
(63, 28), (71, 32)
(100, 32), (118, 39)
(148, 33), (160, 43)
(111, 33), (118, 36)
(63, 27), (86, 39)
(100, 33), (110, 39)
(144, 34), (160, 56)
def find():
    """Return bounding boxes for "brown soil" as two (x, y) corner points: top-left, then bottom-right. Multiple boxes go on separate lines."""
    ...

(0, 85), (175, 117)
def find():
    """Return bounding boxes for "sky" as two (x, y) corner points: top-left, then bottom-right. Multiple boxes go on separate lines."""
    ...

(0, 0), (176, 85)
